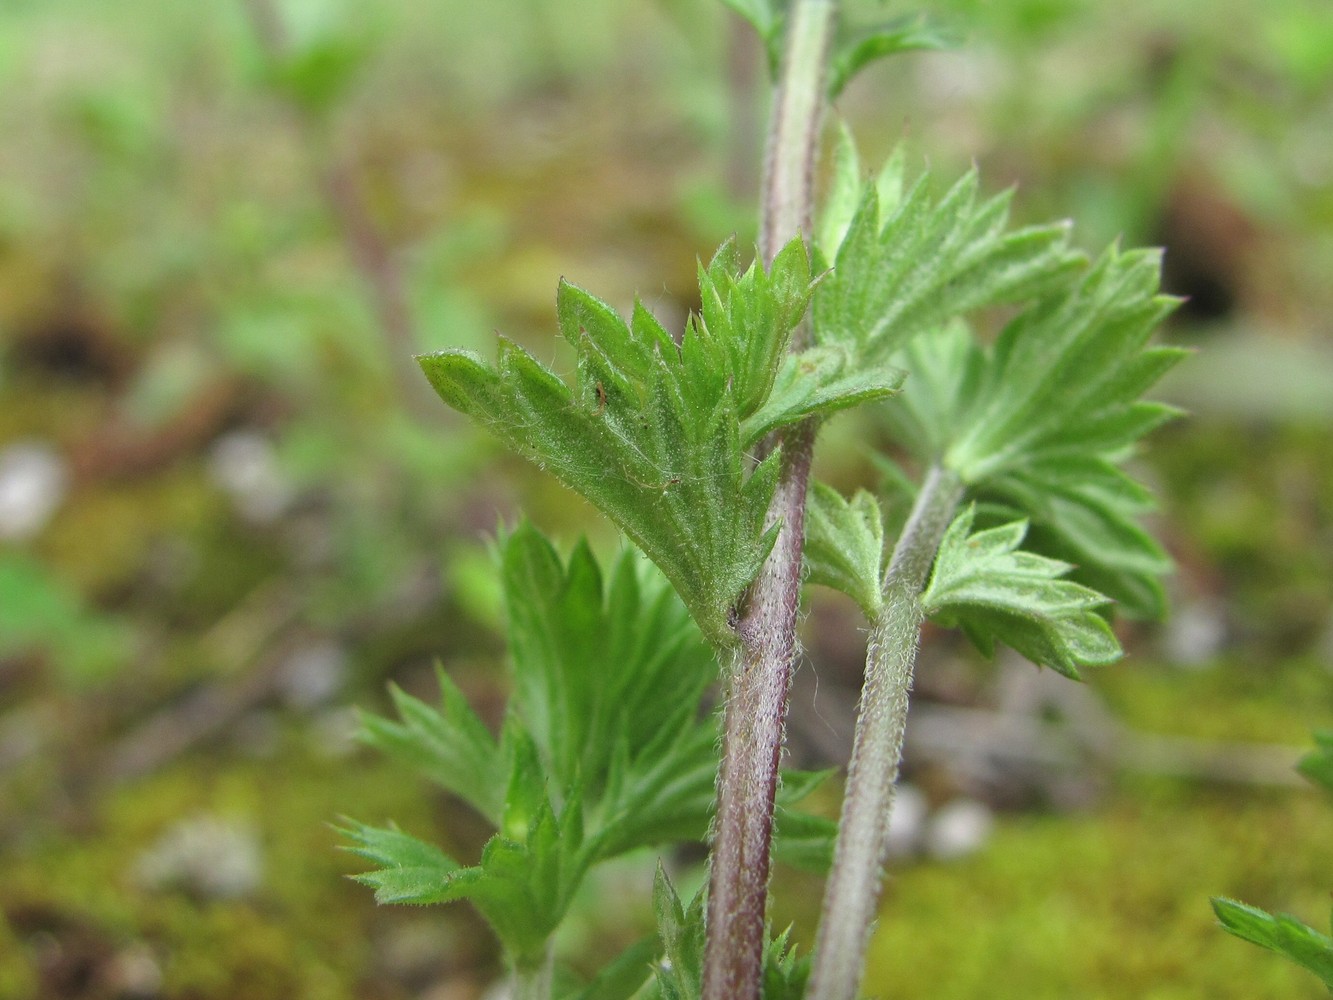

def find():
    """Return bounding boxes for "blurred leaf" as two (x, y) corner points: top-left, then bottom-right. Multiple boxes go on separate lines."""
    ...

(566, 935), (659, 1000)
(261, 16), (376, 116)
(0, 554), (134, 686)
(827, 13), (956, 98)
(1298, 731), (1333, 795)
(719, 0), (783, 70)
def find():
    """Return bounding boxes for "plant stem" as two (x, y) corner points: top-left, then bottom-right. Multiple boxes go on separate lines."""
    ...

(702, 4), (834, 1000)
(808, 465), (964, 1000)
(758, 0), (836, 271)
(512, 944), (554, 1000)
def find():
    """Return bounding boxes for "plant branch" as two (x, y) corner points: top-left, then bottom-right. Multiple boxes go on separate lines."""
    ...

(809, 464), (964, 1000)
(702, 4), (834, 1000)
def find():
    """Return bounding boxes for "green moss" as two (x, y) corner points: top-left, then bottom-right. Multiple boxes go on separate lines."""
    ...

(0, 735), (478, 1000)
(1092, 656), (1333, 744)
(865, 790), (1333, 999)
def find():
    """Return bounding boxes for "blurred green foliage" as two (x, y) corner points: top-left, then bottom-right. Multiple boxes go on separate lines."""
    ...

(0, 0), (1330, 996)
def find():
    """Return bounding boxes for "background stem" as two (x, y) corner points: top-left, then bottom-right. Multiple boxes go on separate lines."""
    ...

(701, 3), (834, 1000)
(808, 465), (964, 1000)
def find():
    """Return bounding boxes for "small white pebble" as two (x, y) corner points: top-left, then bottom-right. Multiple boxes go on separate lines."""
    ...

(924, 798), (995, 861)
(1164, 599), (1228, 667)
(207, 430), (292, 524)
(885, 783), (929, 859)
(0, 440), (67, 540)
(276, 641), (348, 710)
(133, 813), (263, 900)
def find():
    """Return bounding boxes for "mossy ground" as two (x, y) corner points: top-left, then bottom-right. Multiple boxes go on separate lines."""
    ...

(2, 0), (1332, 996)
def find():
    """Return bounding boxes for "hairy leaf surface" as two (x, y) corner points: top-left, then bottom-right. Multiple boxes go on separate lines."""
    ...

(803, 482), (885, 617)
(882, 248), (1184, 617)
(419, 242), (819, 646)
(340, 791), (584, 968)
(358, 663), (505, 825)
(921, 506), (1122, 678)
(813, 167), (1081, 367)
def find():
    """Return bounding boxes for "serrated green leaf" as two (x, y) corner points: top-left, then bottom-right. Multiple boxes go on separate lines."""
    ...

(651, 866), (706, 1000)
(1213, 897), (1333, 990)
(945, 247), (1183, 483)
(761, 926), (812, 1000)
(341, 784), (586, 967)
(881, 245), (1183, 618)
(804, 482), (886, 617)
(420, 241), (815, 646)
(337, 820), (462, 904)
(741, 345), (904, 446)
(922, 506), (1122, 678)
(357, 664), (505, 825)
(983, 457), (1174, 618)
(827, 14), (956, 98)
(498, 524), (720, 860)
(813, 163), (1081, 367)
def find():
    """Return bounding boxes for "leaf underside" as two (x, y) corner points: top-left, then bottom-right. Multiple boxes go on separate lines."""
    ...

(922, 506), (1122, 679)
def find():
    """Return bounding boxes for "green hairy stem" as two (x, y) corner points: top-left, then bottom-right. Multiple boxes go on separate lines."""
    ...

(703, 3), (835, 1000)
(809, 465), (965, 1000)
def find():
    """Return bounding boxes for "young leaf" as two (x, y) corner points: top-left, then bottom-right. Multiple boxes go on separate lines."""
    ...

(698, 238), (813, 421)
(340, 786), (585, 968)
(813, 166), (1081, 368)
(803, 482), (886, 618)
(418, 241), (817, 646)
(498, 523), (720, 859)
(650, 866), (706, 1000)
(336, 821), (462, 905)
(761, 926), (812, 1000)
(921, 506), (1122, 679)
(1212, 898), (1333, 991)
